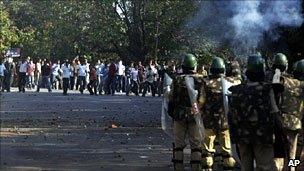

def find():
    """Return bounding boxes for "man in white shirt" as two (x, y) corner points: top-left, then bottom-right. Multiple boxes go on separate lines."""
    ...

(18, 59), (28, 92)
(51, 61), (61, 90)
(61, 59), (71, 95)
(130, 65), (139, 96)
(117, 60), (125, 92)
(96, 60), (106, 95)
(35, 59), (42, 87)
(142, 66), (157, 97)
(78, 61), (88, 94)
(0, 59), (7, 92)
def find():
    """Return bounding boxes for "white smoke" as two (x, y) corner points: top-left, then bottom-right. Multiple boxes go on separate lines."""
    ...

(187, 0), (304, 56)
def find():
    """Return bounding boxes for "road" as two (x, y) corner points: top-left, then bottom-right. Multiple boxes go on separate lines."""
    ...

(2, 89), (302, 171)
(0, 89), (174, 171)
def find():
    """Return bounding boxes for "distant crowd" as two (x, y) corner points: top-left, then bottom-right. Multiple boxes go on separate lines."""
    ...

(0, 56), (208, 96)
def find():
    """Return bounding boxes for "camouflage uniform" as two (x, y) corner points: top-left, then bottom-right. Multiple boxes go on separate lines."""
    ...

(228, 82), (280, 171)
(277, 74), (304, 171)
(201, 76), (240, 170)
(169, 74), (206, 171)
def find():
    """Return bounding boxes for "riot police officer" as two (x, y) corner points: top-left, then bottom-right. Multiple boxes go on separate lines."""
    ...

(274, 57), (304, 171)
(228, 54), (280, 171)
(201, 57), (236, 170)
(168, 53), (205, 171)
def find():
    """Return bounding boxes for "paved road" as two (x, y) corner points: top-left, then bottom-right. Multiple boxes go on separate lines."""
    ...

(0, 89), (175, 171)
(3, 89), (302, 170)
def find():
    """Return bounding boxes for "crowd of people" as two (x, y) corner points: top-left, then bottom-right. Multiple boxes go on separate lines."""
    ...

(0, 56), (209, 96)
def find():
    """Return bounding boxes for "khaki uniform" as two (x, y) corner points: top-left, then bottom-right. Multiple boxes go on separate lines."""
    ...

(169, 74), (205, 171)
(201, 76), (240, 170)
(278, 75), (304, 171)
(228, 82), (280, 171)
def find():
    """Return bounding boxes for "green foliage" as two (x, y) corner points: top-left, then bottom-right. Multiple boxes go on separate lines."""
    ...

(0, 2), (19, 53)
(1, 0), (198, 62)
(2, 0), (301, 66)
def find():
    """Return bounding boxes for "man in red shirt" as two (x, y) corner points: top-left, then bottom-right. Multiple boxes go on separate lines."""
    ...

(87, 64), (98, 95)
(107, 62), (117, 95)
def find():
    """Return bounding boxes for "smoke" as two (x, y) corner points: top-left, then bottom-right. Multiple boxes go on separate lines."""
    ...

(187, 0), (304, 56)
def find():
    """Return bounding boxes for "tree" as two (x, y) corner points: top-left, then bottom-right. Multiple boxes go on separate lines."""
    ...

(0, 2), (19, 53)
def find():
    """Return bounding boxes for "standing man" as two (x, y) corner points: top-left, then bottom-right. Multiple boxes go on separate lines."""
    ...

(87, 64), (98, 95)
(4, 56), (15, 92)
(69, 59), (76, 90)
(78, 60), (88, 94)
(228, 54), (280, 171)
(142, 66), (157, 97)
(201, 57), (236, 170)
(51, 61), (61, 90)
(27, 59), (36, 89)
(271, 54), (304, 171)
(98, 62), (107, 95)
(0, 58), (6, 92)
(107, 62), (117, 95)
(61, 59), (70, 95)
(18, 59), (28, 92)
(168, 54), (205, 171)
(117, 60), (125, 92)
(138, 61), (145, 94)
(35, 59), (42, 88)
(37, 59), (52, 93)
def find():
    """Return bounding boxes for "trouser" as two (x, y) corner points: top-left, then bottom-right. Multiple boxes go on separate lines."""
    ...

(76, 76), (80, 90)
(70, 76), (75, 90)
(18, 72), (26, 92)
(4, 74), (13, 92)
(87, 79), (97, 95)
(130, 80), (139, 95)
(125, 77), (130, 95)
(98, 76), (105, 94)
(274, 124), (286, 171)
(173, 120), (202, 171)
(37, 76), (52, 92)
(27, 75), (35, 88)
(106, 77), (116, 95)
(52, 75), (62, 89)
(157, 80), (163, 96)
(78, 76), (86, 93)
(0, 76), (4, 91)
(35, 72), (40, 86)
(142, 81), (156, 97)
(238, 143), (277, 171)
(202, 129), (235, 169)
(62, 78), (70, 95)
(139, 80), (144, 93)
(283, 130), (299, 171)
(117, 75), (125, 92)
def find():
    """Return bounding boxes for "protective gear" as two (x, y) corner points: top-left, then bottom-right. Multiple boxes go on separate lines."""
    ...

(293, 59), (304, 81)
(273, 53), (288, 72)
(181, 54), (197, 71)
(228, 82), (280, 171)
(201, 76), (240, 169)
(210, 57), (225, 75)
(280, 76), (303, 131)
(202, 129), (236, 170)
(228, 83), (278, 144)
(273, 73), (304, 171)
(246, 54), (266, 82)
(168, 73), (206, 171)
(162, 73), (173, 137)
(172, 143), (184, 171)
(168, 75), (205, 121)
